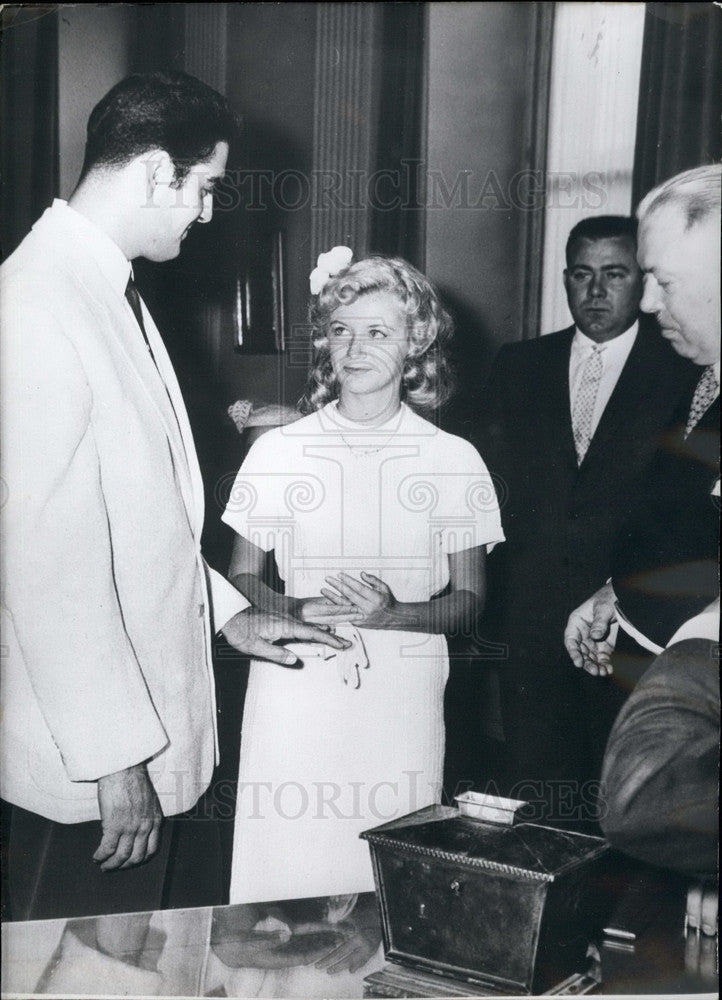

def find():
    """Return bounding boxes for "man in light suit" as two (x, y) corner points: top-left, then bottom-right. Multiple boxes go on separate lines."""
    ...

(472, 216), (695, 828)
(0, 71), (346, 921)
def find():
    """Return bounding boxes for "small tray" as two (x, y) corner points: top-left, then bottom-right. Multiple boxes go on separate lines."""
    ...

(454, 791), (527, 825)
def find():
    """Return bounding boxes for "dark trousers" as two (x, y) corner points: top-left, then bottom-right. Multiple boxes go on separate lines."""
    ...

(1, 801), (223, 922)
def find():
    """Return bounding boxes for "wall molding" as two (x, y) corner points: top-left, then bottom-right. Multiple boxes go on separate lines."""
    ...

(311, 3), (380, 263)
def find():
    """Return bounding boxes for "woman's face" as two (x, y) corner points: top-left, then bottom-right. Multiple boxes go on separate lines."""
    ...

(327, 291), (410, 399)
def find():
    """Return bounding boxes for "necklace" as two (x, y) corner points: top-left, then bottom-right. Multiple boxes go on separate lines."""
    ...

(330, 403), (404, 456)
(336, 429), (399, 456)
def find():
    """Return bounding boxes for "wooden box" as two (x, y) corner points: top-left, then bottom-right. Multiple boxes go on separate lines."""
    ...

(361, 804), (610, 996)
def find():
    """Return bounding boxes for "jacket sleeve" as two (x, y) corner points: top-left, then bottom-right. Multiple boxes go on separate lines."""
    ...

(1, 300), (168, 781)
(470, 344), (516, 487)
(612, 408), (719, 648)
(206, 563), (251, 632)
(600, 639), (719, 876)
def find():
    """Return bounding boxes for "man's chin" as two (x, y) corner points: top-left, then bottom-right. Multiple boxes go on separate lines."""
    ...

(578, 322), (620, 343)
(143, 244), (182, 264)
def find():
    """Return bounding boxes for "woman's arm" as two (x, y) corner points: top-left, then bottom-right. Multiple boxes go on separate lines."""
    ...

(228, 533), (296, 617)
(228, 534), (359, 625)
(322, 545), (487, 635)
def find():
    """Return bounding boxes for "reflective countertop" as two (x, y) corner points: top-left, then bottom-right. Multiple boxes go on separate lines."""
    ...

(1, 883), (717, 997)
(1, 893), (384, 998)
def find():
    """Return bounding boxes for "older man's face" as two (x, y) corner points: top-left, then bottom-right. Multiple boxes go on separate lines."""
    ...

(638, 204), (721, 365)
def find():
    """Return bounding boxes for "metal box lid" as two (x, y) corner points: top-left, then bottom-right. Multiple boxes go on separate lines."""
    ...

(361, 805), (608, 881)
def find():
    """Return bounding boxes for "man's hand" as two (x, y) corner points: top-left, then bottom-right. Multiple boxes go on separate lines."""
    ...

(564, 582), (618, 676)
(94, 763), (162, 872)
(221, 608), (351, 665)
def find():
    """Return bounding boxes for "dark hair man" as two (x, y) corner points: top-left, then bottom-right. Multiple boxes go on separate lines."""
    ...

(0, 71), (346, 921)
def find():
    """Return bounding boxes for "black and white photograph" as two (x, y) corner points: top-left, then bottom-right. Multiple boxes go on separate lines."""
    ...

(0, 3), (719, 998)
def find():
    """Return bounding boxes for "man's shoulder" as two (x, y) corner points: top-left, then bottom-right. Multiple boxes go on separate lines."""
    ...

(2, 218), (101, 313)
(496, 326), (574, 360)
(631, 321), (699, 388)
(488, 327), (573, 383)
(2, 219), (71, 288)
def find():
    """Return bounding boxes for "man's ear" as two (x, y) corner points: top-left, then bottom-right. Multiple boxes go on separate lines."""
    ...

(142, 149), (176, 196)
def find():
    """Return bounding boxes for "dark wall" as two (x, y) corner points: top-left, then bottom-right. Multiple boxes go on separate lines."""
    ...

(221, 2), (318, 411)
(424, 2), (551, 437)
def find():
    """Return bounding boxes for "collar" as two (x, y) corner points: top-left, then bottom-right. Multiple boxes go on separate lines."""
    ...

(571, 320), (639, 357)
(41, 199), (132, 295)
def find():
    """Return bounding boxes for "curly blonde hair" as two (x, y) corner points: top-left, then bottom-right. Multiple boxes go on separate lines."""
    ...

(298, 256), (456, 415)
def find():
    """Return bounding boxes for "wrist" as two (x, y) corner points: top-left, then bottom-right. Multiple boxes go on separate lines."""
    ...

(98, 761), (148, 786)
(372, 601), (414, 631)
(286, 596), (303, 619)
(217, 607), (248, 640)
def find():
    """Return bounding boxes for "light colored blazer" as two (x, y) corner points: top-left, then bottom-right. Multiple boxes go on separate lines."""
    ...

(0, 202), (248, 822)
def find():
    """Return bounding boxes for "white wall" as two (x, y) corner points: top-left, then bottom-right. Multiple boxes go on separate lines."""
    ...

(540, 2), (646, 334)
(58, 5), (134, 198)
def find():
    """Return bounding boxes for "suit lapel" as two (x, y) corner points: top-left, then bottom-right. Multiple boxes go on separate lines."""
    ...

(578, 329), (649, 468)
(141, 307), (206, 532)
(76, 262), (200, 532)
(38, 207), (202, 535)
(539, 327), (577, 466)
(119, 305), (200, 530)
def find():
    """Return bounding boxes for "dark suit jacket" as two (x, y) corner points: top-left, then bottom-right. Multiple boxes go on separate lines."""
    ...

(612, 392), (719, 648)
(474, 321), (698, 663)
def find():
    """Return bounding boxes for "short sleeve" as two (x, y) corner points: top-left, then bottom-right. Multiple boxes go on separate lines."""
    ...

(435, 439), (506, 555)
(221, 432), (286, 552)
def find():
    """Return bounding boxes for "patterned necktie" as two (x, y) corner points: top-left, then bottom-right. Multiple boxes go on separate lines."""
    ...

(685, 364), (719, 438)
(572, 345), (605, 464)
(125, 276), (156, 363)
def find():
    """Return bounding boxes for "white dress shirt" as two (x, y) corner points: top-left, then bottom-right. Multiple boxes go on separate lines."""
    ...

(569, 321), (638, 437)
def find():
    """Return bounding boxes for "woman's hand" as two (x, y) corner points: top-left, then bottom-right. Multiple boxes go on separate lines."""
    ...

(322, 572), (400, 629)
(296, 596), (363, 626)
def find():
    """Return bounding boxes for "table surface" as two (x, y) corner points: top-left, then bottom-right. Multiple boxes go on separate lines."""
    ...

(1, 883), (717, 998)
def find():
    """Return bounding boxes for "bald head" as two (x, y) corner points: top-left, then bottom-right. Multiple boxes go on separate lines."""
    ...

(636, 165), (721, 365)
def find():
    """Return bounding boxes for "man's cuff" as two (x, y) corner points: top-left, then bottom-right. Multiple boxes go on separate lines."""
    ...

(614, 601), (664, 656)
(207, 566), (251, 633)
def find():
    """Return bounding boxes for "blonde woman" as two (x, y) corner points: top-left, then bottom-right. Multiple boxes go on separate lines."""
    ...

(223, 252), (504, 904)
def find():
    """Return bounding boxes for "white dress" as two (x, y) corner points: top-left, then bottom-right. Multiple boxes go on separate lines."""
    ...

(222, 402), (504, 902)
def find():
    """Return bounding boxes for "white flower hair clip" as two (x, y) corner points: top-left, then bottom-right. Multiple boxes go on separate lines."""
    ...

(309, 245), (353, 295)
